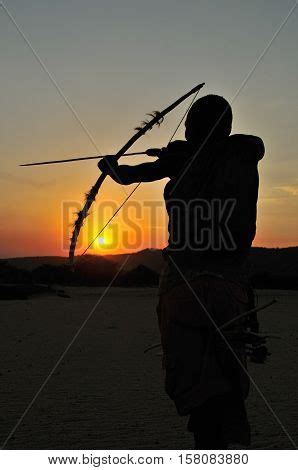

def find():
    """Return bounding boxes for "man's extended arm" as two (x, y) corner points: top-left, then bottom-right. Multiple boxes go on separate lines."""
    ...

(98, 140), (191, 185)
(98, 159), (171, 185)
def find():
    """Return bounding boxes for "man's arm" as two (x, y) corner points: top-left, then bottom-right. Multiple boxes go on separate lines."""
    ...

(98, 159), (171, 185)
(98, 140), (191, 184)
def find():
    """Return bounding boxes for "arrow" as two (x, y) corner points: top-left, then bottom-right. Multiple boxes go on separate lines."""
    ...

(19, 149), (161, 167)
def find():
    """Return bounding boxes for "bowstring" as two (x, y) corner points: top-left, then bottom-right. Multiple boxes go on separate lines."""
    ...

(167, 90), (199, 144)
(80, 90), (200, 257)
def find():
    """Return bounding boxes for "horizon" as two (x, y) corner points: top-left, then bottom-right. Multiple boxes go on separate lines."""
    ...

(2, 244), (298, 261)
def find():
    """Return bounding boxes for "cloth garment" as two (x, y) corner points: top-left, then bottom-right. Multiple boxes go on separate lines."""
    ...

(157, 275), (251, 421)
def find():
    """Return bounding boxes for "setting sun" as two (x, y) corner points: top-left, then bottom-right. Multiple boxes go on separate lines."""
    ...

(98, 237), (105, 245)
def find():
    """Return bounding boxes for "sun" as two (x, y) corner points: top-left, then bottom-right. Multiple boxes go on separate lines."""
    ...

(90, 232), (113, 252)
(98, 236), (105, 245)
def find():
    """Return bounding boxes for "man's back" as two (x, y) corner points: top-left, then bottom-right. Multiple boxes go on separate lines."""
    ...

(164, 134), (265, 268)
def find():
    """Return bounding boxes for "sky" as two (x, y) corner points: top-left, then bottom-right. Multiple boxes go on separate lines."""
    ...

(0, 0), (297, 258)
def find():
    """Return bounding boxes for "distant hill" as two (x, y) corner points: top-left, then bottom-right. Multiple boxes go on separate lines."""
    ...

(115, 264), (159, 287)
(105, 249), (164, 273)
(249, 247), (298, 277)
(1, 247), (298, 289)
(0, 255), (118, 288)
(248, 247), (298, 289)
(1, 249), (164, 273)
(6, 256), (67, 271)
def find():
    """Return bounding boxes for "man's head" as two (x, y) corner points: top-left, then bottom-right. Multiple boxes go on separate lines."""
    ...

(185, 94), (233, 145)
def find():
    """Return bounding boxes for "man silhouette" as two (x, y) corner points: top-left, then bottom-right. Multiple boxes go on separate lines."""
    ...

(99, 95), (265, 449)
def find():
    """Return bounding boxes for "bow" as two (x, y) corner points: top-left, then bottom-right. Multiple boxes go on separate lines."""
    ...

(69, 83), (205, 264)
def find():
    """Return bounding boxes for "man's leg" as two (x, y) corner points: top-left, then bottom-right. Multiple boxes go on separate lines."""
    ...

(220, 392), (251, 448)
(189, 397), (226, 450)
(189, 393), (250, 449)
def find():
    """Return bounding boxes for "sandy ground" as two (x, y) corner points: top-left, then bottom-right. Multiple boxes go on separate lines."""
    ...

(0, 287), (297, 449)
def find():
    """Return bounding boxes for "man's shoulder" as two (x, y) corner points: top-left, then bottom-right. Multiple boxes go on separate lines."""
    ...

(224, 134), (265, 162)
(210, 134), (264, 188)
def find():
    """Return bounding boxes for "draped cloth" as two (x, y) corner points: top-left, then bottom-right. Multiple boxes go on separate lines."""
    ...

(157, 274), (251, 416)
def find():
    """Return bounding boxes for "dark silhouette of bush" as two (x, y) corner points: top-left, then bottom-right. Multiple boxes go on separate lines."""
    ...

(116, 265), (159, 287)
(251, 271), (298, 289)
(0, 261), (33, 284)
(32, 264), (80, 285)
(2, 247), (298, 289)
(74, 255), (118, 286)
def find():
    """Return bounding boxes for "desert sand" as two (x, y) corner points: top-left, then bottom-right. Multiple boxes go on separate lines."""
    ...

(0, 287), (297, 449)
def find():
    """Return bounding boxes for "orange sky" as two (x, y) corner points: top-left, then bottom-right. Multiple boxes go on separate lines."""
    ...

(1, 155), (297, 259)
(1, 109), (298, 258)
(1, 108), (297, 258)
